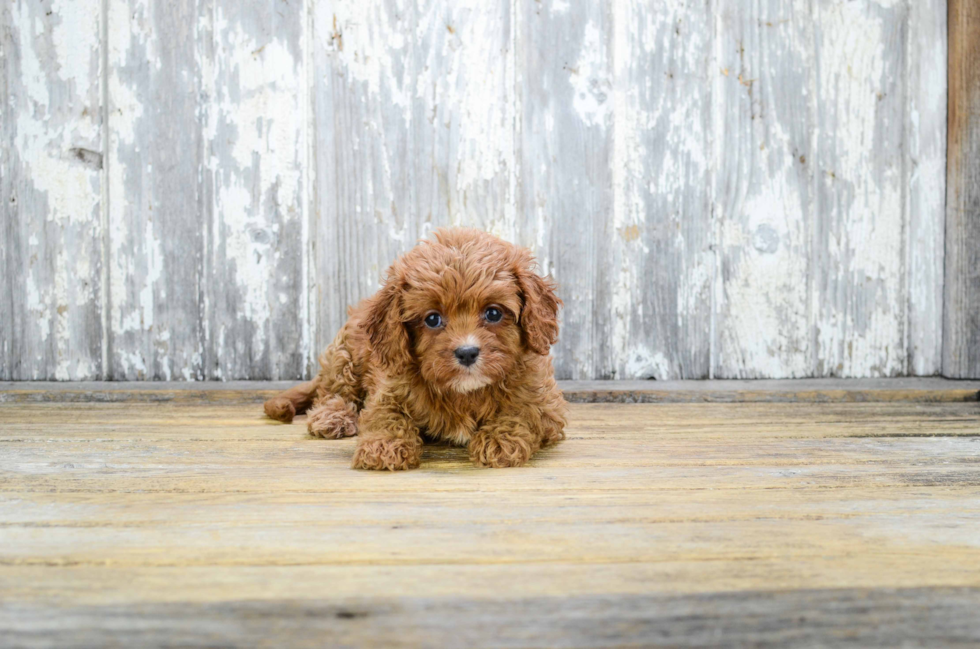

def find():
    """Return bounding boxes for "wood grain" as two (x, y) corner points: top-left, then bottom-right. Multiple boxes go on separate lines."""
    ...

(813, 0), (908, 378)
(944, 0), (980, 378)
(712, 0), (813, 378)
(205, 1), (309, 381)
(907, 0), (947, 376)
(3, 587), (977, 648)
(1, 400), (978, 645)
(1, 0), (105, 380)
(313, 0), (419, 351)
(106, 0), (206, 380)
(1, 0), (961, 381)
(314, 0), (518, 353)
(610, 0), (712, 380)
(2, 378), (978, 404)
(518, 0), (612, 379)
(410, 0), (517, 235)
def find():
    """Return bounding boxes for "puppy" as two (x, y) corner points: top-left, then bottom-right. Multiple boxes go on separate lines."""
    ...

(264, 228), (567, 470)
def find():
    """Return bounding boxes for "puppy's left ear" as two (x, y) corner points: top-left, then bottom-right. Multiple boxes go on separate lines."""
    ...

(515, 253), (562, 355)
(364, 267), (412, 371)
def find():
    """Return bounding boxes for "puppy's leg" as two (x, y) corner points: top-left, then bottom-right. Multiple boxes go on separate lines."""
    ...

(264, 321), (363, 424)
(470, 383), (567, 468)
(352, 391), (422, 471)
(264, 379), (320, 423)
(300, 325), (367, 438)
(307, 395), (359, 439)
(469, 415), (538, 468)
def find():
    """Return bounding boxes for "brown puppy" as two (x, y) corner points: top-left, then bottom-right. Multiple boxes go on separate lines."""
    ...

(264, 228), (567, 470)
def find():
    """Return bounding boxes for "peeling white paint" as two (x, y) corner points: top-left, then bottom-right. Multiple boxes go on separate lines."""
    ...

(569, 21), (612, 129)
(814, 1), (906, 377)
(4, 0), (949, 381)
(905, 0), (946, 376)
(6, 0), (103, 380)
(318, 0), (412, 111)
(708, 0), (814, 379)
(206, 4), (309, 379)
(415, 0), (517, 235)
(624, 347), (671, 381)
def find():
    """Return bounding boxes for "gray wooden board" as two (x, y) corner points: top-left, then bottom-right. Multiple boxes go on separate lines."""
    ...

(610, 0), (712, 381)
(0, 0), (962, 381)
(712, 0), (813, 379)
(812, 0), (909, 378)
(2, 588), (978, 648)
(1, 398), (979, 646)
(1, 378), (978, 404)
(944, 0), (980, 378)
(519, 0), (612, 380)
(907, 1), (947, 376)
(313, 0), (418, 351)
(1, 0), (105, 381)
(314, 0), (517, 352)
(205, 0), (309, 381)
(106, 0), (207, 380)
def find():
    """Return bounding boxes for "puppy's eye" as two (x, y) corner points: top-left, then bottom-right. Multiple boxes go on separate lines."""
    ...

(484, 306), (503, 323)
(424, 312), (443, 329)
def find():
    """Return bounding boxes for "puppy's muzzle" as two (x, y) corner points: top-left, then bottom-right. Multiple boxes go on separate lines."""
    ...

(454, 345), (480, 367)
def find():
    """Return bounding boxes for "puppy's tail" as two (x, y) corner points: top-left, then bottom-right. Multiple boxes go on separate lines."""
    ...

(264, 379), (319, 423)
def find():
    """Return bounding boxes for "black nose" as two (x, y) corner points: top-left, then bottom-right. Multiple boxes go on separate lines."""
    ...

(454, 345), (480, 367)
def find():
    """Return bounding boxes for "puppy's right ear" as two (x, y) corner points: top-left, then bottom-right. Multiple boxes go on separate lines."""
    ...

(364, 268), (412, 371)
(515, 252), (562, 355)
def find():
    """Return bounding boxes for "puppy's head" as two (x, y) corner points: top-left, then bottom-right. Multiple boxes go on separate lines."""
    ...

(364, 228), (561, 393)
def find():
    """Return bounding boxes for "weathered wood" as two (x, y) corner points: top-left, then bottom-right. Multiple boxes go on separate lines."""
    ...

(2, 588), (977, 648)
(559, 379), (980, 404)
(105, 0), (310, 381)
(106, 0), (206, 380)
(1, 400), (979, 646)
(410, 0), (517, 235)
(907, 1), (947, 376)
(2, 378), (978, 404)
(608, 0), (712, 380)
(813, 0), (908, 377)
(205, 1), (309, 380)
(313, 0), (419, 350)
(0, 0), (957, 382)
(0, 0), (105, 380)
(519, 0), (613, 380)
(944, 0), (980, 378)
(314, 0), (518, 353)
(713, 0), (813, 378)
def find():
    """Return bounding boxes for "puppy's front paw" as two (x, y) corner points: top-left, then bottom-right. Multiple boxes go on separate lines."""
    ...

(469, 430), (534, 468)
(352, 437), (422, 471)
(307, 397), (359, 439)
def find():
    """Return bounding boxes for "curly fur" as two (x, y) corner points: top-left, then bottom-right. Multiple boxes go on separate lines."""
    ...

(307, 396), (359, 439)
(264, 228), (568, 470)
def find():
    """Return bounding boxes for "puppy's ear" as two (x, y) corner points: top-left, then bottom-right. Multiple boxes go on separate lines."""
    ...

(515, 253), (561, 355)
(364, 268), (412, 370)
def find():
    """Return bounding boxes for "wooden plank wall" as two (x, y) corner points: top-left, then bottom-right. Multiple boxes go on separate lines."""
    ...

(0, 0), (956, 381)
(945, 0), (980, 378)
(1, 0), (105, 380)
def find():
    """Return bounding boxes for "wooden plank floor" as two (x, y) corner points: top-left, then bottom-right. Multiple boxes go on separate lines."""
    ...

(1, 394), (980, 647)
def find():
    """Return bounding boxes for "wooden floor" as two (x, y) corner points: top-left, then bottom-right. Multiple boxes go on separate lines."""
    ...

(2, 388), (980, 647)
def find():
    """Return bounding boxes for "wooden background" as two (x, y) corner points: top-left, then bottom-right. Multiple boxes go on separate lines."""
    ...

(0, 0), (962, 381)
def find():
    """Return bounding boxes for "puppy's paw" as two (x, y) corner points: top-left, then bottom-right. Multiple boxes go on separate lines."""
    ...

(307, 397), (359, 439)
(469, 430), (534, 468)
(264, 397), (296, 423)
(352, 437), (422, 471)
